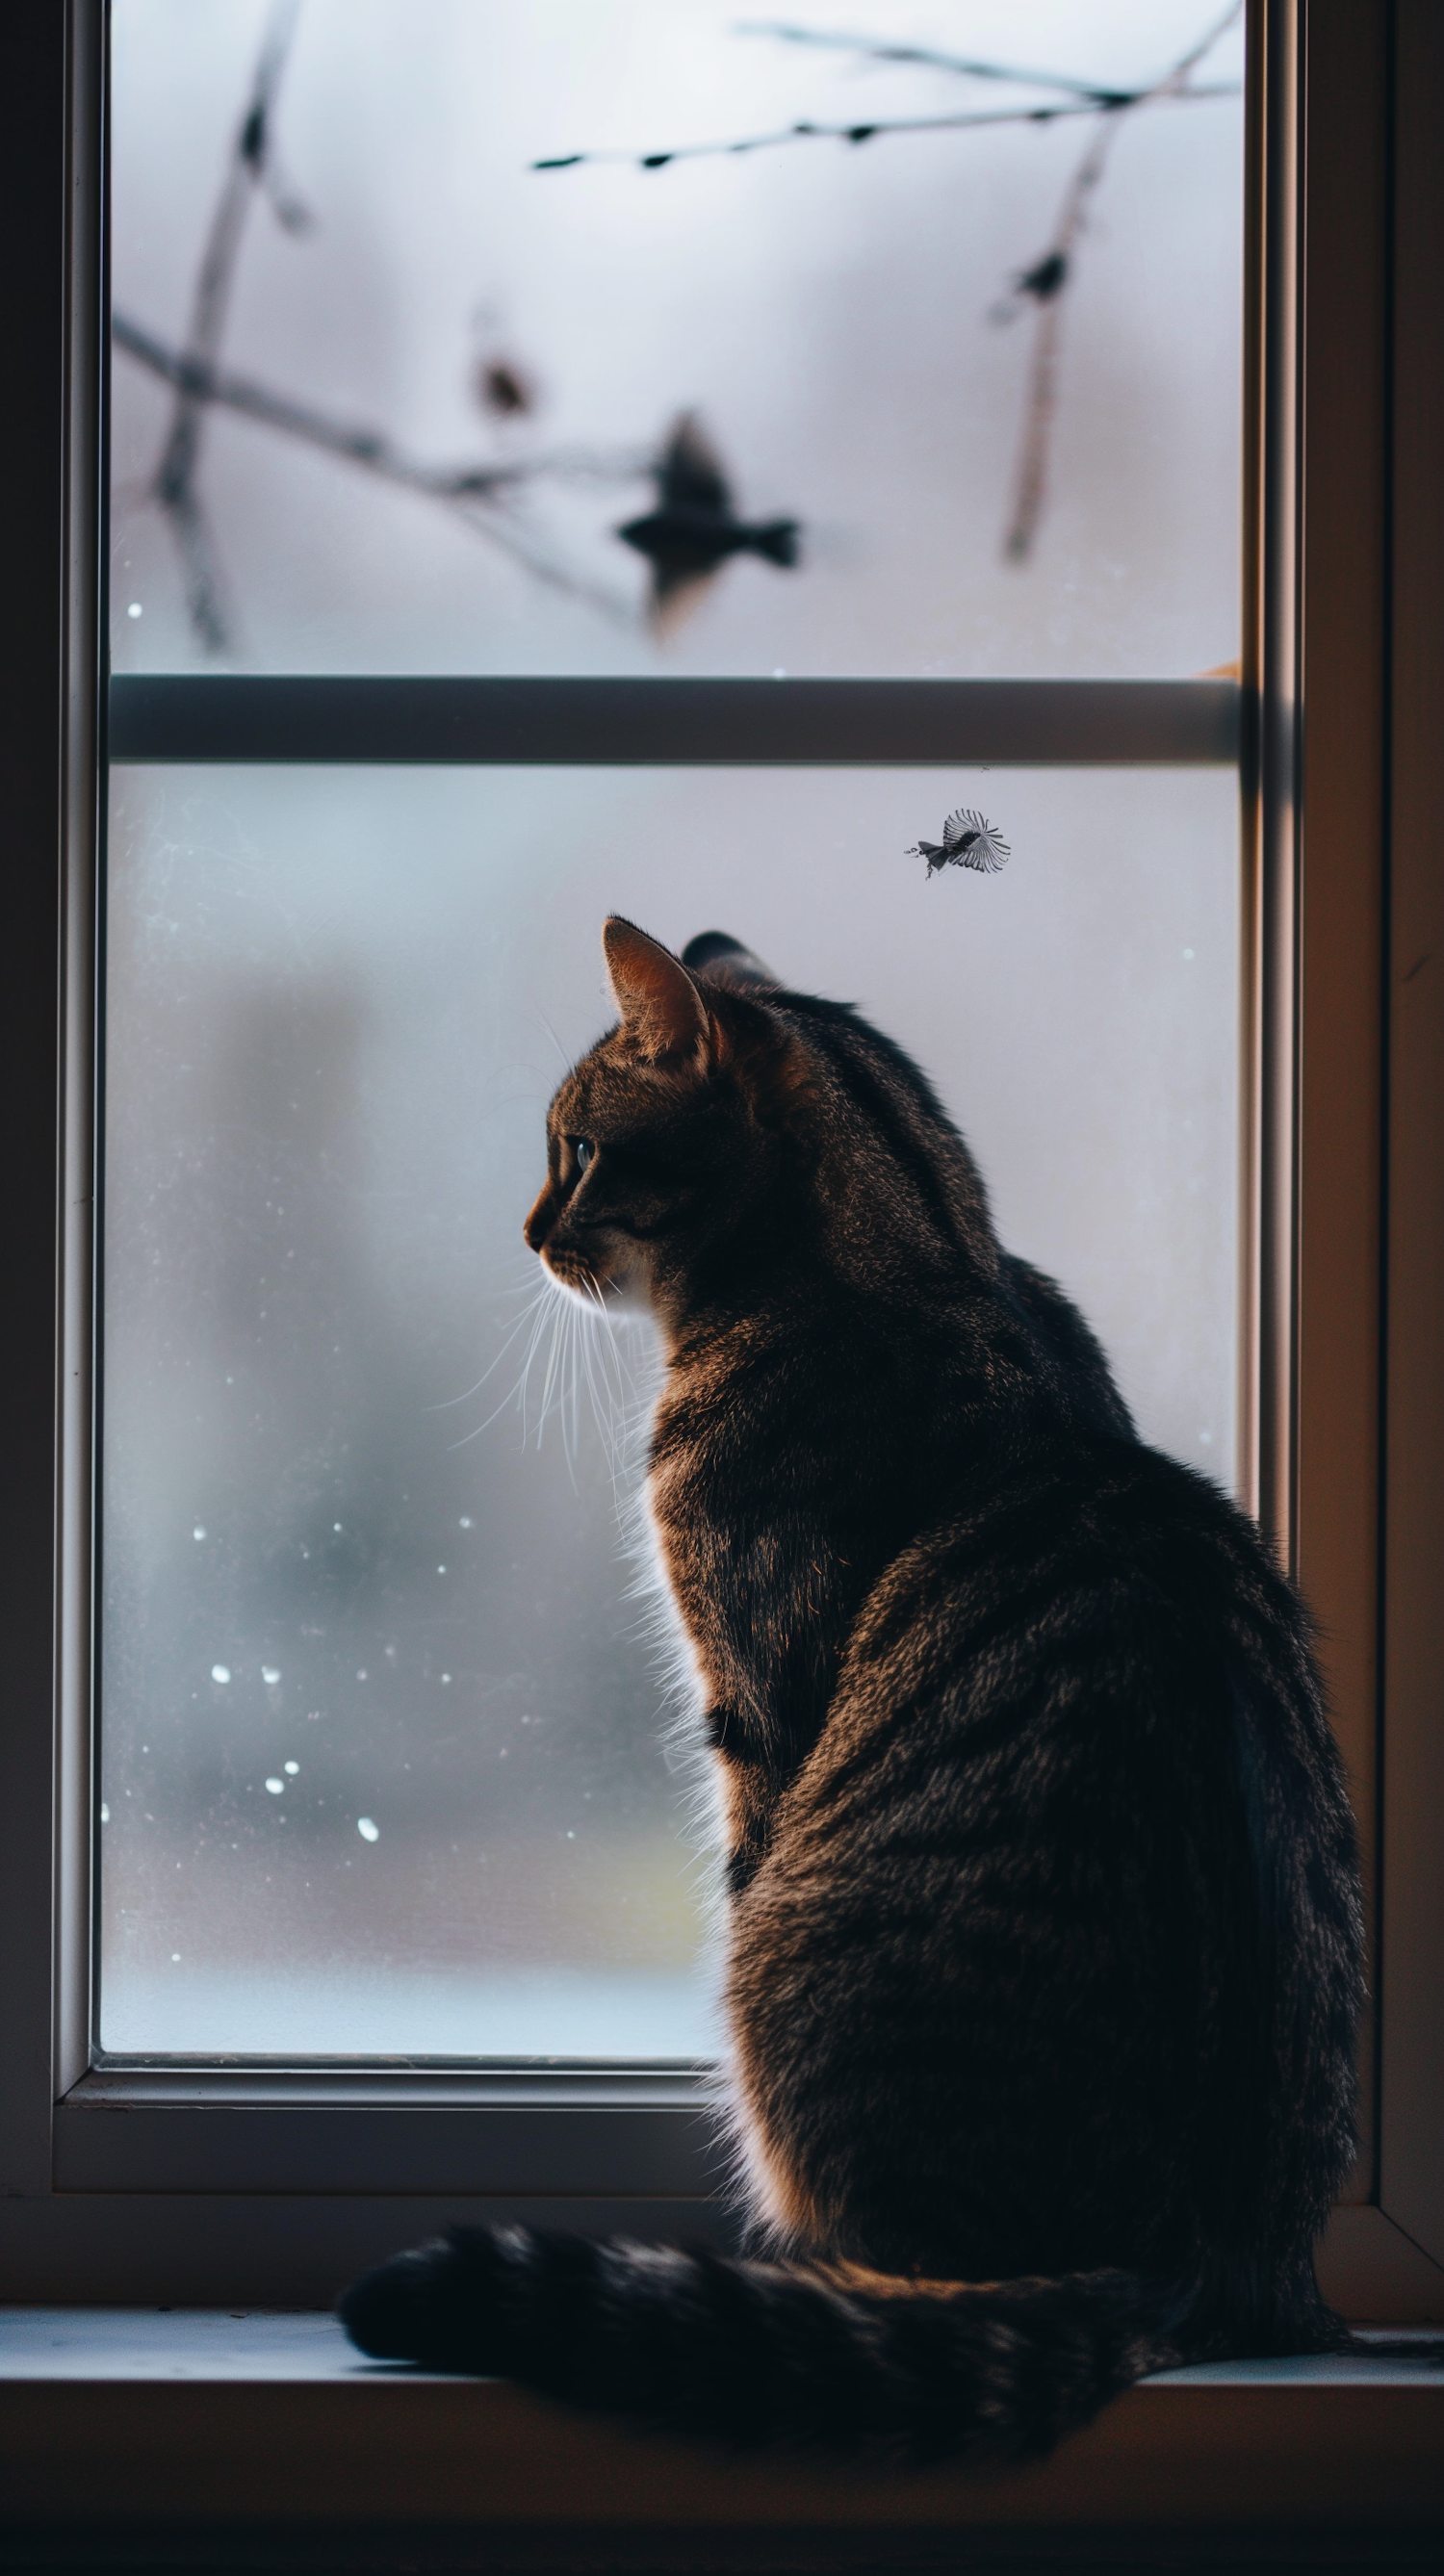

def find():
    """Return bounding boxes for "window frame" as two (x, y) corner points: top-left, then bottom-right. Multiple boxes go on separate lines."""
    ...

(1, 0), (1439, 2312)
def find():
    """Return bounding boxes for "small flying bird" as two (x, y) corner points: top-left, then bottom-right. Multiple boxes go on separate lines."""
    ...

(908, 808), (1011, 877)
(616, 412), (800, 630)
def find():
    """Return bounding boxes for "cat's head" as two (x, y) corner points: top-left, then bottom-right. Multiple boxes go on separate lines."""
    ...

(523, 916), (810, 1320)
(525, 915), (998, 1329)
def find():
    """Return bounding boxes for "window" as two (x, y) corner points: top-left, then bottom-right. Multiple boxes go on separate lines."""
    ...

(1, 0), (1440, 2314)
(101, 760), (1239, 2064)
(103, 0), (1246, 2074)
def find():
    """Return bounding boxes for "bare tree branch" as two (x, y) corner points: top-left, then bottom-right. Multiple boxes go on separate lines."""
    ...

(116, 313), (647, 502)
(997, 0), (1243, 561)
(734, 21), (1137, 106)
(533, 1), (1242, 563)
(123, 0), (1242, 633)
(116, 312), (646, 626)
(994, 118), (1115, 563)
(121, 0), (660, 642)
(151, 0), (308, 649)
(531, 83), (1236, 173)
(162, 479), (237, 656)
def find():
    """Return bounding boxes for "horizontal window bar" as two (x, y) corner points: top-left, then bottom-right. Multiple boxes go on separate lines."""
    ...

(56, 2072), (713, 2196)
(108, 675), (1242, 766)
(75, 2068), (701, 2105)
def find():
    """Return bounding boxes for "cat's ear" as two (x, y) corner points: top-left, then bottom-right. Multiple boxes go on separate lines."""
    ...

(681, 930), (778, 992)
(604, 916), (714, 1066)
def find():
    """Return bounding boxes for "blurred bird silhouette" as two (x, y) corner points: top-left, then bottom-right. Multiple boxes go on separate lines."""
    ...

(990, 247), (1070, 325)
(617, 413), (800, 629)
(908, 808), (1011, 876)
(476, 354), (537, 420)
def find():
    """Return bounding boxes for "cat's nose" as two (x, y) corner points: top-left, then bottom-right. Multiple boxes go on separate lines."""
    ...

(523, 1184), (554, 1252)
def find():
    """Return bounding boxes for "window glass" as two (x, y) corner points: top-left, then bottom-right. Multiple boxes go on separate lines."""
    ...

(99, 763), (1238, 2057)
(110, 0), (1244, 680)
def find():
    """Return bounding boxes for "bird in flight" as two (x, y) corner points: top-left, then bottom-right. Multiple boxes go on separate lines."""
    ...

(908, 809), (1012, 876)
(616, 413), (800, 629)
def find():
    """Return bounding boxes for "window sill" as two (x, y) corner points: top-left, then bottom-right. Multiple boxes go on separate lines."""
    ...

(1, 2312), (1441, 2538)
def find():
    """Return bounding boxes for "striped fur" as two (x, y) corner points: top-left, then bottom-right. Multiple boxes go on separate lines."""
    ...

(341, 920), (1364, 2458)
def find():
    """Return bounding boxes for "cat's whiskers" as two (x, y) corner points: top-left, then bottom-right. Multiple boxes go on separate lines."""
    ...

(446, 1274), (556, 1450)
(576, 1273), (645, 1467)
(554, 1273), (653, 1496)
(444, 1246), (657, 1560)
(531, 1270), (605, 1494)
(428, 1280), (553, 1413)
(560, 1296), (584, 1488)
(533, 1279), (570, 1455)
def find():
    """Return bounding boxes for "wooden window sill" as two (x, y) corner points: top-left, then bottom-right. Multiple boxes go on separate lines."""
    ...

(0, 2311), (1441, 2537)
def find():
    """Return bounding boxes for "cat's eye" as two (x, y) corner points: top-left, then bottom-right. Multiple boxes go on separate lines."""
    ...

(573, 1137), (594, 1172)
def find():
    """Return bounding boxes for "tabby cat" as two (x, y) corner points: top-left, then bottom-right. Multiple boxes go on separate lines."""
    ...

(341, 916), (1364, 2460)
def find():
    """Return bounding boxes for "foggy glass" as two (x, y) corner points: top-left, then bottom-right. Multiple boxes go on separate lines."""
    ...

(99, 765), (1239, 2057)
(110, 0), (1244, 679)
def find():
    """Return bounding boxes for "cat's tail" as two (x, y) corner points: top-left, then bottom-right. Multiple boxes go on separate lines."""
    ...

(338, 2226), (1183, 2462)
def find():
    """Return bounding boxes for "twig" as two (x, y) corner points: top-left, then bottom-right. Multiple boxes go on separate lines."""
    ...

(998, 0), (1243, 561)
(116, 314), (647, 502)
(996, 114), (1118, 562)
(535, 3), (1241, 564)
(121, 0), (655, 642)
(734, 21), (1137, 107)
(115, 312), (644, 626)
(532, 85), (1235, 173)
(151, 0), (307, 649)
(125, 0), (1242, 633)
(160, 480), (233, 656)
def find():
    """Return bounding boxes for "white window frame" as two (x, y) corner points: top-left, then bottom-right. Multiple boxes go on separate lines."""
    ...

(1, 0), (1439, 2313)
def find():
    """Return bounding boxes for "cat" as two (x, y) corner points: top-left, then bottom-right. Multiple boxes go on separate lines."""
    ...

(341, 915), (1365, 2460)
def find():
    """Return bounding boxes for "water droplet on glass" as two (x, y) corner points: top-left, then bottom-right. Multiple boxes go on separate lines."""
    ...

(262, 1666), (281, 1687)
(566, 1830), (576, 1840)
(265, 1777), (284, 1794)
(283, 1761), (298, 1776)
(357, 1816), (379, 1842)
(193, 1525), (207, 1541)
(171, 1951), (180, 1961)
(99, 1802), (110, 1824)
(1182, 947), (1196, 960)
(333, 1522), (343, 1533)
(459, 1517), (472, 1530)
(437, 1565), (447, 1576)
(1199, 1430), (1213, 1444)
(127, 603), (142, 619)
(211, 1664), (231, 1685)
(441, 1673), (451, 1685)
(356, 1669), (368, 1682)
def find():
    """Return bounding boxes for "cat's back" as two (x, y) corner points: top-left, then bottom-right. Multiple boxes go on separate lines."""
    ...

(725, 1433), (1360, 2279)
(785, 1430), (1336, 1877)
